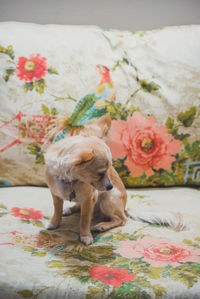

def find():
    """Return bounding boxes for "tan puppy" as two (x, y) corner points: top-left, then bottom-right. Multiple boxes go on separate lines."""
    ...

(45, 119), (127, 245)
(45, 115), (186, 245)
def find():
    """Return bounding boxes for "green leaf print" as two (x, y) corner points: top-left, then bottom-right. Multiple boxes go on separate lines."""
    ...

(165, 117), (175, 132)
(27, 143), (45, 164)
(41, 104), (58, 117)
(3, 68), (15, 82)
(24, 82), (34, 92)
(151, 284), (166, 297)
(51, 107), (58, 116)
(41, 104), (50, 116)
(106, 101), (133, 121)
(0, 203), (8, 217)
(171, 263), (200, 288)
(185, 141), (200, 160)
(87, 283), (107, 299)
(33, 79), (47, 94)
(112, 57), (130, 71)
(160, 171), (176, 184)
(177, 106), (197, 127)
(113, 283), (138, 299)
(0, 45), (15, 60)
(140, 80), (160, 93)
(47, 67), (58, 74)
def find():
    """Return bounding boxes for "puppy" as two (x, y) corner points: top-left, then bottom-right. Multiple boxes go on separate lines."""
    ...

(45, 123), (127, 245)
(45, 115), (186, 245)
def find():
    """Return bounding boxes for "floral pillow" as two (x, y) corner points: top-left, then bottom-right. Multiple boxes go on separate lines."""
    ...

(0, 22), (200, 187)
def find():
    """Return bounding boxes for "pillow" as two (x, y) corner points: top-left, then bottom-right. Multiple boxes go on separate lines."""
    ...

(0, 22), (200, 187)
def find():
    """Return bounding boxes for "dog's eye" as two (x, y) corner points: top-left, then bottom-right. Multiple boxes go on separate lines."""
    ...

(98, 172), (105, 179)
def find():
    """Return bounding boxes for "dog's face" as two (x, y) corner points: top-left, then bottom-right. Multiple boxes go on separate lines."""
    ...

(45, 115), (114, 191)
(70, 137), (113, 191)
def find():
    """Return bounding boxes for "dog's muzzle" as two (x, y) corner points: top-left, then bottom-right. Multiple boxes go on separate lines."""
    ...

(104, 176), (113, 191)
(91, 175), (113, 191)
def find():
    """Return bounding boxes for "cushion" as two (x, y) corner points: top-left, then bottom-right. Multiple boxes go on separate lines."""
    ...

(0, 186), (200, 298)
(0, 22), (200, 187)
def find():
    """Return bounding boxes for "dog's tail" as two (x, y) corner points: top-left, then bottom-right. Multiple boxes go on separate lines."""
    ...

(126, 210), (186, 231)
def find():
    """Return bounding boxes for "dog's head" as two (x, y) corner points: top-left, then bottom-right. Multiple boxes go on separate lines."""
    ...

(70, 136), (113, 191)
(45, 115), (114, 191)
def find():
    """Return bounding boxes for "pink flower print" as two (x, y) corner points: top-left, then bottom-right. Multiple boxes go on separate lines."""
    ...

(114, 237), (200, 267)
(107, 112), (180, 177)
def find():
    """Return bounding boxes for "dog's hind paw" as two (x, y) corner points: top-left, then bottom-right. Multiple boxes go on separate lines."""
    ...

(62, 207), (72, 216)
(91, 222), (107, 231)
(80, 235), (93, 245)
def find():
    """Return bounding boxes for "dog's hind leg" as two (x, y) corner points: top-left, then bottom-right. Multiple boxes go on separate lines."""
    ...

(92, 214), (126, 232)
(92, 189), (127, 232)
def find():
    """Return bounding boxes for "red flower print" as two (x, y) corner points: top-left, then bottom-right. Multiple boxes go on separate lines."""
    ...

(20, 233), (50, 248)
(89, 265), (136, 288)
(114, 237), (200, 267)
(107, 112), (180, 177)
(11, 207), (43, 221)
(16, 54), (47, 82)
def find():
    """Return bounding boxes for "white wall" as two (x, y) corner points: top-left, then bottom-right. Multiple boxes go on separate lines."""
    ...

(0, 0), (199, 30)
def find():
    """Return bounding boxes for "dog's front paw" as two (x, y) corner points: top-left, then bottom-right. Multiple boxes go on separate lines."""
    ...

(45, 221), (59, 230)
(80, 234), (93, 245)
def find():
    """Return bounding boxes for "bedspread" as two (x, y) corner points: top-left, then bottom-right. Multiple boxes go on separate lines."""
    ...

(0, 187), (199, 298)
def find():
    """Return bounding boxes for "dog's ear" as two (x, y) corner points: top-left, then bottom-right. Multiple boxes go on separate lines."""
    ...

(71, 149), (95, 166)
(94, 115), (111, 138)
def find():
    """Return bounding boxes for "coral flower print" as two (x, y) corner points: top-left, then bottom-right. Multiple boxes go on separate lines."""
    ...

(107, 112), (181, 177)
(89, 265), (136, 288)
(114, 237), (200, 267)
(11, 207), (43, 221)
(16, 54), (47, 82)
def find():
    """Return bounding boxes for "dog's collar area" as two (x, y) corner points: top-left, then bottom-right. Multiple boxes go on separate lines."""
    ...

(57, 177), (77, 201)
(59, 178), (78, 185)
(69, 190), (76, 201)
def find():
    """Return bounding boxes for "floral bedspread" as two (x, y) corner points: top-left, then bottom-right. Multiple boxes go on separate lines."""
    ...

(0, 186), (200, 298)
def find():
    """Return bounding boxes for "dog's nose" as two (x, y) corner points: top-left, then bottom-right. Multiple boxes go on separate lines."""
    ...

(106, 184), (113, 191)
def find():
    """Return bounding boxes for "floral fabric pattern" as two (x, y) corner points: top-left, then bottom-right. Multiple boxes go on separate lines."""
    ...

(114, 237), (200, 267)
(16, 54), (47, 82)
(0, 22), (200, 299)
(107, 113), (181, 177)
(89, 266), (136, 288)
(11, 207), (44, 221)
(0, 22), (200, 187)
(0, 186), (200, 298)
